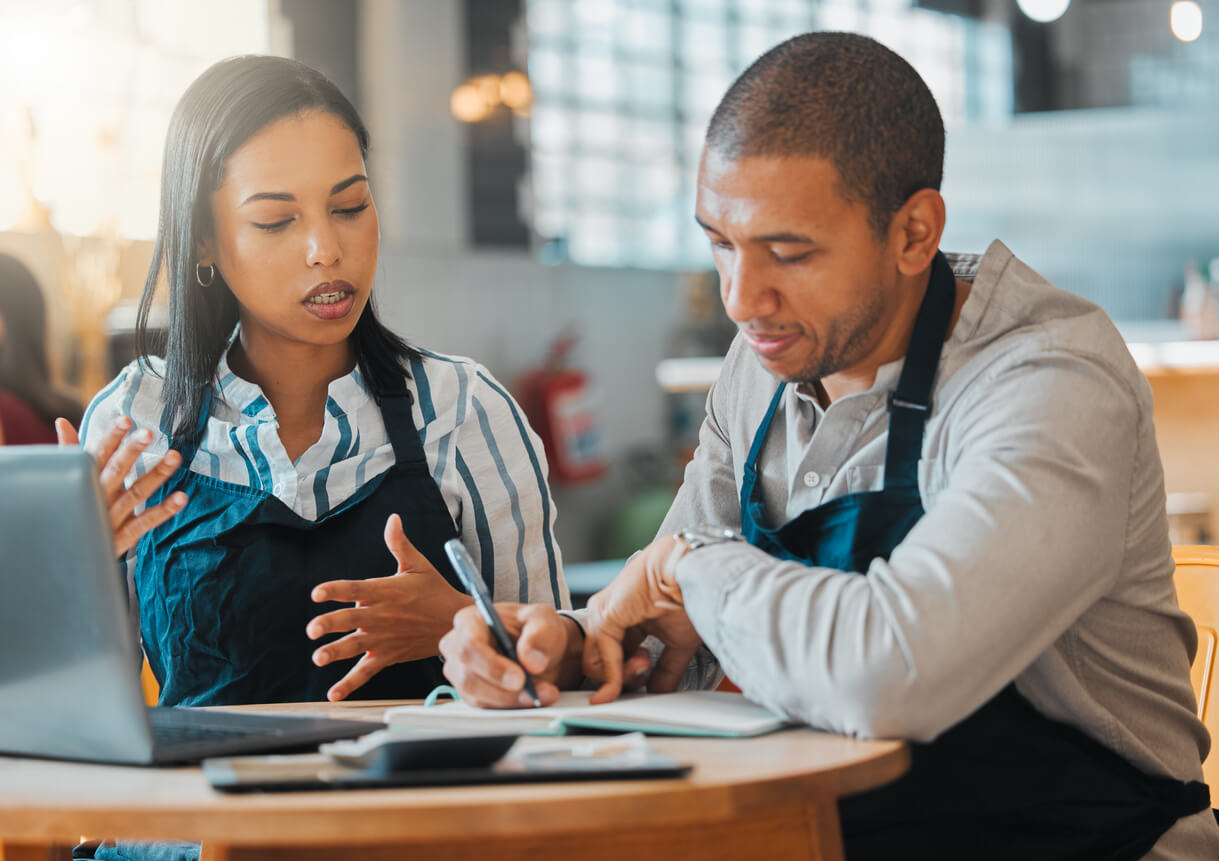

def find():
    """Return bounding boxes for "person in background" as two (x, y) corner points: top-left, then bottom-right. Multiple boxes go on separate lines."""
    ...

(0, 253), (83, 444)
(437, 32), (1219, 859)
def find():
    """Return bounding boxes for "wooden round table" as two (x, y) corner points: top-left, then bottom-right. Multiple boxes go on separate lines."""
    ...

(0, 700), (908, 861)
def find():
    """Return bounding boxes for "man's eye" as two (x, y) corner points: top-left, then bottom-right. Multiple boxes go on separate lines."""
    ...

(773, 251), (812, 265)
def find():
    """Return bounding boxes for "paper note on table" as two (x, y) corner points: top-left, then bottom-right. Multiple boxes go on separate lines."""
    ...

(383, 690), (789, 738)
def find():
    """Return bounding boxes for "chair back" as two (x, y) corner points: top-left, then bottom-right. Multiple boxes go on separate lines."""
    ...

(1172, 545), (1219, 790)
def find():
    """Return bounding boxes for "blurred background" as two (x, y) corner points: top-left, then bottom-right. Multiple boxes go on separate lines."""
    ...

(1, 0), (1217, 583)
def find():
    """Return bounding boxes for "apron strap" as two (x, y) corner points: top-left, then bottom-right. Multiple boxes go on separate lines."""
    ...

(743, 383), (787, 481)
(379, 388), (427, 467)
(883, 251), (957, 490)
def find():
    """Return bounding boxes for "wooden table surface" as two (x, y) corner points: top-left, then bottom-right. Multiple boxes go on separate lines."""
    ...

(0, 700), (909, 861)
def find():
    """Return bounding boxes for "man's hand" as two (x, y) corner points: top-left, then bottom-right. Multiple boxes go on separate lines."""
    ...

(308, 514), (475, 702)
(439, 603), (584, 708)
(584, 535), (703, 705)
(57, 416), (187, 557)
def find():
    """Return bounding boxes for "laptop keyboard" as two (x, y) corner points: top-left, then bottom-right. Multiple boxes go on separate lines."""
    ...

(148, 706), (288, 747)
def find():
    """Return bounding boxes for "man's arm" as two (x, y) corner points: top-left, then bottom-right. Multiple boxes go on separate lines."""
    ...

(677, 351), (1142, 741)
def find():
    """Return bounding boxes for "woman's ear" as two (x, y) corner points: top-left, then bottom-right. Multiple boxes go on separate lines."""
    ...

(195, 238), (215, 268)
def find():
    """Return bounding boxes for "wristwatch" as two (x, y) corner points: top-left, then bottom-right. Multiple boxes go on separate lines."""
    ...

(674, 525), (747, 553)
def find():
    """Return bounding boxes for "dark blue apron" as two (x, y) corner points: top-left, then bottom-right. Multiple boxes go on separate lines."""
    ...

(135, 384), (461, 706)
(740, 252), (1210, 859)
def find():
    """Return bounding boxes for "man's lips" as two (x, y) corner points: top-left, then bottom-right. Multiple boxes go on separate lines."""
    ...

(743, 329), (801, 358)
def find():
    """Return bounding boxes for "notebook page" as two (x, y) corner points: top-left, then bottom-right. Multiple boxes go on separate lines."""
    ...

(384, 691), (604, 732)
(562, 691), (786, 735)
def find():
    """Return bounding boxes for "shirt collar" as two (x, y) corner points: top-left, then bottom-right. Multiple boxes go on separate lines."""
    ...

(215, 329), (373, 422)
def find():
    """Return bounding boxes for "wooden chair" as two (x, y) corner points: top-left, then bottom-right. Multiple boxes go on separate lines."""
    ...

(1172, 545), (1219, 790)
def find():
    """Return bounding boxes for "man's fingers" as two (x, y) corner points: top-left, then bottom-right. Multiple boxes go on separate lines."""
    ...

(306, 607), (365, 640)
(383, 513), (429, 574)
(514, 605), (566, 674)
(586, 633), (625, 705)
(112, 492), (187, 556)
(312, 631), (370, 667)
(55, 418), (80, 446)
(648, 643), (698, 694)
(439, 608), (528, 697)
(326, 653), (382, 702)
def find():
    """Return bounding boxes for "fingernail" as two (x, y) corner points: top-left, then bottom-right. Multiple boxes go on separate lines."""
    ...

(525, 649), (547, 667)
(501, 668), (523, 687)
(164, 451), (180, 466)
(115, 416), (131, 429)
(171, 492), (187, 506)
(518, 691), (535, 707)
(135, 428), (152, 443)
(313, 649), (325, 664)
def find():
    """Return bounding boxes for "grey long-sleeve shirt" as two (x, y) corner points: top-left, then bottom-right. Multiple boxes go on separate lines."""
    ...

(663, 240), (1219, 859)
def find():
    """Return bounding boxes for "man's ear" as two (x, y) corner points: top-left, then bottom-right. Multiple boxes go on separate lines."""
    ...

(889, 188), (946, 277)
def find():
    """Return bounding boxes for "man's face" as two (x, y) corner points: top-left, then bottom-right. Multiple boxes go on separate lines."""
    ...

(695, 150), (901, 385)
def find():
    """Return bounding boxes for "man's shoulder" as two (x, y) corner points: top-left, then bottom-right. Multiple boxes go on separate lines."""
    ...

(955, 241), (1143, 391)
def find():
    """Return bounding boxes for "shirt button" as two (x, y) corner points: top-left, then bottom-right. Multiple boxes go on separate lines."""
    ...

(803, 471), (821, 488)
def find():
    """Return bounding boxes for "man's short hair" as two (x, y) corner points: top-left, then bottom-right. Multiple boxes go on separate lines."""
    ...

(706, 32), (945, 236)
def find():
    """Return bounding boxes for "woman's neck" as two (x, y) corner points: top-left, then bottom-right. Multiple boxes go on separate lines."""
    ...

(227, 329), (356, 461)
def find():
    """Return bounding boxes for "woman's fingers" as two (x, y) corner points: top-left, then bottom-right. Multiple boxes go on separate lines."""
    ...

(112, 492), (187, 556)
(54, 417), (80, 446)
(99, 428), (153, 499)
(107, 449), (181, 527)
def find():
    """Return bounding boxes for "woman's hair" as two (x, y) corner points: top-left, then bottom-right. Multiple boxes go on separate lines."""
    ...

(136, 54), (417, 443)
(0, 253), (83, 427)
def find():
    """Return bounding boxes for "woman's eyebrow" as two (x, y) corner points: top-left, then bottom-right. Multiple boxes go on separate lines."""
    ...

(239, 175), (368, 208)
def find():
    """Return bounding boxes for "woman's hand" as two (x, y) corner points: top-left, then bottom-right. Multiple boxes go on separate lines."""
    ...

(439, 603), (585, 708)
(308, 513), (476, 702)
(583, 535), (704, 705)
(56, 416), (187, 557)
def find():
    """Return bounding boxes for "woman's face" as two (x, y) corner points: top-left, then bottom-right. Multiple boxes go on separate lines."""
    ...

(201, 109), (379, 356)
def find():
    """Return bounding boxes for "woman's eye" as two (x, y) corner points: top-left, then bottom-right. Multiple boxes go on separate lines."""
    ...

(253, 218), (293, 232)
(334, 202), (369, 218)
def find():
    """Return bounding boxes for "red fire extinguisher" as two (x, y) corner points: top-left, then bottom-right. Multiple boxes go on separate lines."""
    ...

(515, 331), (607, 484)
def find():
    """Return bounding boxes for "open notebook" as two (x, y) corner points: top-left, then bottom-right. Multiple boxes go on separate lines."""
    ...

(384, 690), (789, 738)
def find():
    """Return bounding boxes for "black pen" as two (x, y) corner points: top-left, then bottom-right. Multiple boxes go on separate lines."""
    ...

(443, 538), (542, 707)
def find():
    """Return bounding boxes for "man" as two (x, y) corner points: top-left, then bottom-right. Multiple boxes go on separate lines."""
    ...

(438, 33), (1219, 859)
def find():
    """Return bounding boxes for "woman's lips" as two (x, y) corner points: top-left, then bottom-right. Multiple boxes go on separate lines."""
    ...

(303, 282), (355, 320)
(743, 330), (801, 359)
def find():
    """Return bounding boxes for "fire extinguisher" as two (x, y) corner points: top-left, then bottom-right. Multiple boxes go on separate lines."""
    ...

(515, 331), (607, 484)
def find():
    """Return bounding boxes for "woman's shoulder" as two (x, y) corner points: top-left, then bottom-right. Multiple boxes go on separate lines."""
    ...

(80, 357), (169, 442)
(408, 347), (513, 414)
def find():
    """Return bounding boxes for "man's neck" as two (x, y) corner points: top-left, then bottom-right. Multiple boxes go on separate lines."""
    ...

(816, 275), (971, 406)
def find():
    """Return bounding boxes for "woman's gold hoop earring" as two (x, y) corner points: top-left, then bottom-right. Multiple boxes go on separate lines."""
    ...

(195, 263), (215, 287)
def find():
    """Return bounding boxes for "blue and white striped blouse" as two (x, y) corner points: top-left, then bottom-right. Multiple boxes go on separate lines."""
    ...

(80, 345), (568, 608)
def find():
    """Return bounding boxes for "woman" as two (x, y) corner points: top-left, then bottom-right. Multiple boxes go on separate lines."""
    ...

(71, 54), (570, 710)
(0, 253), (83, 444)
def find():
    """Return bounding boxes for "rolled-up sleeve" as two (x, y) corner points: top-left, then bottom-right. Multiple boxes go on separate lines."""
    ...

(677, 350), (1141, 741)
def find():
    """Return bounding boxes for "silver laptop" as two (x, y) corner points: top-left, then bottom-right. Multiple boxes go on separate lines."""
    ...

(0, 446), (380, 765)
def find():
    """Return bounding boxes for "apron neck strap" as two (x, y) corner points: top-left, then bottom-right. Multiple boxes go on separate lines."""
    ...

(883, 250), (957, 490)
(378, 388), (426, 466)
(744, 382), (788, 477)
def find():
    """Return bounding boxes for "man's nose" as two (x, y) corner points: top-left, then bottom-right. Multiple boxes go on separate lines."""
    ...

(721, 255), (778, 323)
